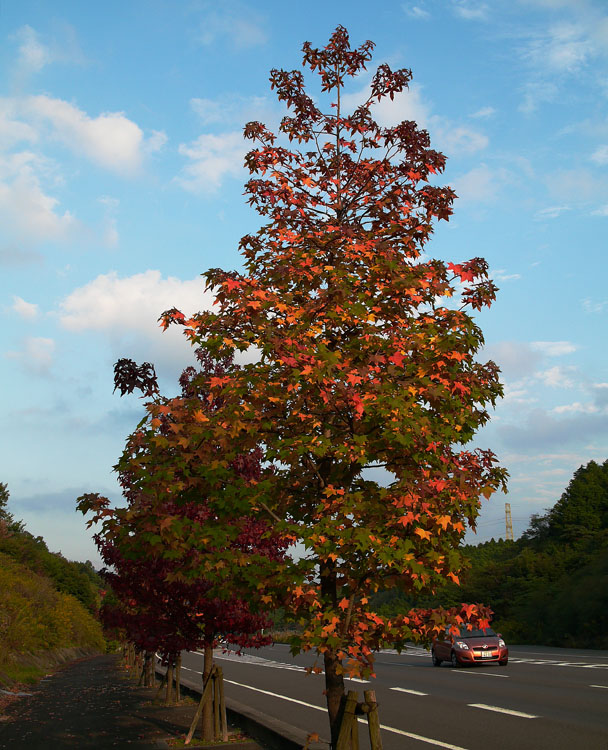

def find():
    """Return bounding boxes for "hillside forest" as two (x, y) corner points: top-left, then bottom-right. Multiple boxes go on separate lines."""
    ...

(371, 459), (608, 648)
(0, 482), (105, 685)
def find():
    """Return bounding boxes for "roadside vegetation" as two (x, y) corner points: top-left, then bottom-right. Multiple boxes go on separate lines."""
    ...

(372, 459), (608, 648)
(0, 483), (105, 686)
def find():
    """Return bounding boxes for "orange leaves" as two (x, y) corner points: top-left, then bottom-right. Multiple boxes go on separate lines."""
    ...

(414, 527), (432, 541)
(436, 515), (451, 531)
(223, 278), (242, 292)
(389, 351), (405, 367)
(338, 597), (350, 611)
(447, 572), (460, 585)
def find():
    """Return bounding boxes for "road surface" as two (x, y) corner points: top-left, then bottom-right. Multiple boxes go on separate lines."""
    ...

(170, 643), (608, 749)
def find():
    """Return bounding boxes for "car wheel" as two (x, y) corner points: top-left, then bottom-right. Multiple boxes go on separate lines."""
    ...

(451, 651), (460, 668)
(432, 650), (442, 667)
(498, 659), (508, 666)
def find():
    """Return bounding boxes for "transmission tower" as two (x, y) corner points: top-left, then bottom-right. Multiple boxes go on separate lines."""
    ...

(505, 502), (514, 541)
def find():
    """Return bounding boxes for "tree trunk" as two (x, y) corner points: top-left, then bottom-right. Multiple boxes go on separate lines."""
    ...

(165, 663), (174, 705)
(324, 649), (346, 749)
(175, 652), (182, 702)
(201, 644), (214, 741)
(320, 561), (346, 749)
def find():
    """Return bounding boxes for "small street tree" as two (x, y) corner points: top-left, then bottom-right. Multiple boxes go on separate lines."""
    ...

(139, 27), (506, 746)
(78, 355), (287, 741)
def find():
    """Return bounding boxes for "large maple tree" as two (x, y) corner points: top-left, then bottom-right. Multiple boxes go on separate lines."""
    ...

(136, 27), (506, 745)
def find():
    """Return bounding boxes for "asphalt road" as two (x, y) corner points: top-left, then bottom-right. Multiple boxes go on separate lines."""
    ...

(174, 643), (608, 750)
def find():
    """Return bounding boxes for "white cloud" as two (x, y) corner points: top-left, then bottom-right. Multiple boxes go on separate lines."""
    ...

(452, 1), (489, 20)
(6, 336), (55, 374)
(519, 81), (559, 114)
(176, 131), (248, 192)
(524, 23), (594, 74)
(12, 296), (38, 320)
(530, 341), (577, 356)
(190, 94), (274, 128)
(536, 365), (575, 388)
(144, 129), (168, 154)
(494, 270), (522, 282)
(20, 95), (153, 175)
(58, 271), (215, 380)
(470, 106), (496, 119)
(433, 124), (488, 155)
(0, 100), (38, 150)
(452, 163), (511, 203)
(535, 205), (570, 219)
(582, 297), (608, 313)
(0, 151), (76, 243)
(197, 3), (267, 49)
(59, 270), (210, 333)
(591, 145), (608, 165)
(546, 168), (606, 202)
(552, 401), (598, 415)
(591, 204), (608, 216)
(342, 77), (488, 158)
(404, 4), (431, 20)
(14, 25), (51, 75)
(103, 217), (119, 248)
(482, 341), (542, 379)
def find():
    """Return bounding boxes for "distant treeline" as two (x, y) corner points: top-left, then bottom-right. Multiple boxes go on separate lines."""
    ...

(371, 459), (608, 648)
(0, 483), (105, 683)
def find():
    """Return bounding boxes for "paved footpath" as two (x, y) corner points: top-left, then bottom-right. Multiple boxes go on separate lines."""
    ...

(0, 654), (198, 749)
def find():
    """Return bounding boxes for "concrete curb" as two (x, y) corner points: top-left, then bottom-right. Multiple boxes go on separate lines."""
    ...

(156, 665), (329, 750)
(225, 695), (329, 750)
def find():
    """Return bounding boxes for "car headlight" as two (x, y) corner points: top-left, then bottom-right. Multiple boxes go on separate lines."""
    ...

(455, 641), (470, 650)
(498, 639), (506, 648)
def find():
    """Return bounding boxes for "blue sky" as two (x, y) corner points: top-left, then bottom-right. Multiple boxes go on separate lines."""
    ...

(1, 0), (607, 566)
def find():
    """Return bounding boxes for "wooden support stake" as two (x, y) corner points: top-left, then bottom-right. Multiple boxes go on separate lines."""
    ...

(185, 666), (216, 746)
(154, 666), (167, 701)
(165, 664), (174, 705)
(336, 691), (358, 750)
(213, 672), (220, 739)
(363, 690), (382, 750)
(218, 666), (228, 742)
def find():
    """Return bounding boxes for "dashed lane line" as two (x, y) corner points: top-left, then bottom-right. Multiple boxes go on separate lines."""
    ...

(468, 703), (539, 719)
(590, 684), (608, 689)
(452, 670), (509, 678)
(224, 679), (470, 750)
(390, 687), (428, 696)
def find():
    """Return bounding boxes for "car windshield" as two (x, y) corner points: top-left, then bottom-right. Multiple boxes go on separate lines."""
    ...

(456, 628), (496, 638)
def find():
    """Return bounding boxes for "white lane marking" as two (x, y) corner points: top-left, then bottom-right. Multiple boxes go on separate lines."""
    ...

(390, 687), (428, 696)
(375, 722), (469, 749)
(468, 703), (538, 719)
(506, 658), (608, 669)
(224, 678), (325, 711)
(452, 670), (508, 678)
(590, 684), (608, 689)
(510, 650), (608, 660)
(225, 679), (470, 749)
(213, 649), (369, 683)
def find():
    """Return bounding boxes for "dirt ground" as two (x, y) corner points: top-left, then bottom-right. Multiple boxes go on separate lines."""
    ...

(0, 654), (260, 749)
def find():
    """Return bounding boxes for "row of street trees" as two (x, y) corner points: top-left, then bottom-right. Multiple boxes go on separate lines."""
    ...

(78, 27), (507, 748)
